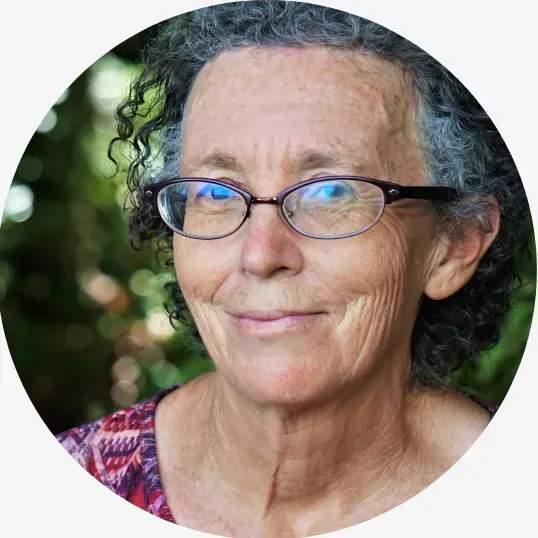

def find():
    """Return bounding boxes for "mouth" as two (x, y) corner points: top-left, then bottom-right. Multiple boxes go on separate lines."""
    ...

(228, 310), (326, 337)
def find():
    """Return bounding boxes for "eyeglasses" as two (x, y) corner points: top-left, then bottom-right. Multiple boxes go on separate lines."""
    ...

(143, 176), (460, 240)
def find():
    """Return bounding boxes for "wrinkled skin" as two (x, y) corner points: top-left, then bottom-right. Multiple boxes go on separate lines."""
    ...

(154, 46), (499, 537)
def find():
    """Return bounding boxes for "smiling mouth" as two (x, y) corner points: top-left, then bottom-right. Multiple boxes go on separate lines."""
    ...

(229, 311), (326, 336)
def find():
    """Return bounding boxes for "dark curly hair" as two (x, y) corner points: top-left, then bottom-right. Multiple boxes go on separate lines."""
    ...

(109, 0), (531, 387)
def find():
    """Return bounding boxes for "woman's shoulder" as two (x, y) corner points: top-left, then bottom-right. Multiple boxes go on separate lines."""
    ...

(55, 384), (182, 502)
(412, 388), (499, 468)
(464, 392), (499, 417)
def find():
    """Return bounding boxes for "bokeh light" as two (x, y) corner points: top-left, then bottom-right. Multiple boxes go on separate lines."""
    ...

(88, 55), (132, 115)
(112, 356), (141, 384)
(17, 156), (43, 182)
(36, 108), (57, 133)
(146, 311), (176, 341)
(111, 380), (139, 408)
(3, 184), (34, 223)
(55, 88), (70, 106)
(129, 269), (157, 297)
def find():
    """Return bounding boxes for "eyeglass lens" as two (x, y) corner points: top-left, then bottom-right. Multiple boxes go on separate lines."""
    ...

(157, 179), (385, 239)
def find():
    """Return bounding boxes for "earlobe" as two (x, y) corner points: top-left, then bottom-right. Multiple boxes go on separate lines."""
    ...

(424, 196), (500, 301)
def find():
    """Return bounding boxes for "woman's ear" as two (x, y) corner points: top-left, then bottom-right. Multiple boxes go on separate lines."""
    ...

(424, 196), (500, 301)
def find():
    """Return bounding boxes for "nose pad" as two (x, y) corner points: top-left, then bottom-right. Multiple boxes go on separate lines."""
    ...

(282, 206), (294, 219)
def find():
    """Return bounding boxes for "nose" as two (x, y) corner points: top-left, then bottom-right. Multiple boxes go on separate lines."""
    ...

(238, 203), (304, 279)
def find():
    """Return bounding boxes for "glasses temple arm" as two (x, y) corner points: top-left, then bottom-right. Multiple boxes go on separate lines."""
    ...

(393, 186), (462, 203)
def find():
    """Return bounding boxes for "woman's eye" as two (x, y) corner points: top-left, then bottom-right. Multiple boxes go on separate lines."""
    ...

(198, 185), (236, 201)
(304, 182), (353, 200)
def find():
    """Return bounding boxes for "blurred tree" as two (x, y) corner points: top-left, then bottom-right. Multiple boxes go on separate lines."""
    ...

(0, 50), (213, 435)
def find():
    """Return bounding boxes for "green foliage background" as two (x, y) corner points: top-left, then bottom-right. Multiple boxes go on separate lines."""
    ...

(0, 34), (535, 435)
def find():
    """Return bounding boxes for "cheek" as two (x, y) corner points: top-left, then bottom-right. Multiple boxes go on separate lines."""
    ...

(310, 220), (430, 350)
(311, 224), (412, 300)
(173, 235), (231, 304)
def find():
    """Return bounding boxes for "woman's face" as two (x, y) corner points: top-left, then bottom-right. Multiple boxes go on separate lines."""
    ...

(174, 46), (440, 405)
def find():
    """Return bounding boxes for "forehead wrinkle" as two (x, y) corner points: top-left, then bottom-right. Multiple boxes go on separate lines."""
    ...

(261, 140), (381, 180)
(183, 46), (420, 184)
(187, 137), (384, 182)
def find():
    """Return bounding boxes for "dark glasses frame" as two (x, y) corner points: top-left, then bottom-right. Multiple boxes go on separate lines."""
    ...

(143, 176), (461, 240)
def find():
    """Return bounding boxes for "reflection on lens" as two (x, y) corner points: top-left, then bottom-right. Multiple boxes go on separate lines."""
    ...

(157, 181), (247, 238)
(283, 179), (384, 237)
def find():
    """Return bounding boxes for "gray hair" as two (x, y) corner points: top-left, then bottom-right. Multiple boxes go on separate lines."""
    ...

(111, 0), (530, 388)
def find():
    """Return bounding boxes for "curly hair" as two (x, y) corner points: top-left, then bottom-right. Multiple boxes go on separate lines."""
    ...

(109, 0), (530, 387)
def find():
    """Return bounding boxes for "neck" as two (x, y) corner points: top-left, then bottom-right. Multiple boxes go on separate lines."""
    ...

(203, 360), (415, 514)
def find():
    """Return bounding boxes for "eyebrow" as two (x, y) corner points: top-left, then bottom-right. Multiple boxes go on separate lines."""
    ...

(293, 149), (346, 173)
(295, 149), (379, 179)
(190, 150), (245, 174)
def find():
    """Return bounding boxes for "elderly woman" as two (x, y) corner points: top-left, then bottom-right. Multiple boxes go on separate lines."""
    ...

(56, 1), (528, 536)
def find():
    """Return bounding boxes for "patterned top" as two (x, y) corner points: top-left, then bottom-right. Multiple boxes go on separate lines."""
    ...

(55, 384), (498, 525)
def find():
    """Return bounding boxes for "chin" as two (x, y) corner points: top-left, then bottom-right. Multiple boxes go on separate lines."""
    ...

(222, 354), (337, 408)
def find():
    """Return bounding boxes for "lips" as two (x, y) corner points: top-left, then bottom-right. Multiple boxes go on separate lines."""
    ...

(232, 310), (319, 320)
(228, 310), (325, 337)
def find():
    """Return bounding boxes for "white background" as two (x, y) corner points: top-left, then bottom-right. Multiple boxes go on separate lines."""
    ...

(1, 0), (537, 536)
